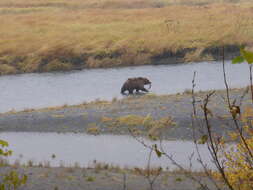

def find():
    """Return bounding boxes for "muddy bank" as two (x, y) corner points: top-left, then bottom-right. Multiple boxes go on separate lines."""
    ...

(150, 45), (239, 65)
(0, 166), (215, 190)
(0, 88), (251, 140)
(0, 45), (240, 75)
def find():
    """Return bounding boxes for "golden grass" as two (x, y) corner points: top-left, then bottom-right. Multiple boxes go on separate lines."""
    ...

(86, 123), (100, 135)
(0, 0), (253, 74)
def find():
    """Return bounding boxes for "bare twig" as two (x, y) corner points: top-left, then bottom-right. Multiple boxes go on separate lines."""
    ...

(222, 47), (253, 162)
(123, 173), (127, 190)
(222, 46), (231, 108)
(159, 142), (211, 190)
(202, 91), (235, 190)
(191, 74), (223, 190)
(249, 64), (253, 104)
(128, 129), (161, 190)
(192, 71), (197, 116)
(221, 46), (253, 167)
(129, 128), (210, 190)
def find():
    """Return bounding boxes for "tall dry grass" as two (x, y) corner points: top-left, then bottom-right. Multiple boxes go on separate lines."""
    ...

(0, 0), (253, 74)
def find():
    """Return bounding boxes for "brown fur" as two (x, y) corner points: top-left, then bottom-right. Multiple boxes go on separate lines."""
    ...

(121, 77), (151, 95)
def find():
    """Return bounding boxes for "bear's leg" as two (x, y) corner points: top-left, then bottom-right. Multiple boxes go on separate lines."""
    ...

(140, 87), (148, 92)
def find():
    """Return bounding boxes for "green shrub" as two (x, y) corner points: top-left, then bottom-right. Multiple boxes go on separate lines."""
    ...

(0, 140), (27, 190)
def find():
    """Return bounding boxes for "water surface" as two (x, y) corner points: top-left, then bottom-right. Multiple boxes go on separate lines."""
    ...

(0, 132), (214, 170)
(0, 61), (249, 112)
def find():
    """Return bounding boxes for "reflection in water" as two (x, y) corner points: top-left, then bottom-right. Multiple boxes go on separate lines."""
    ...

(0, 132), (214, 170)
(0, 61), (248, 112)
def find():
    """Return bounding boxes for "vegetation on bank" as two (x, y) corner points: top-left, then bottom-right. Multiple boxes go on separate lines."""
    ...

(0, 0), (253, 74)
(0, 140), (27, 190)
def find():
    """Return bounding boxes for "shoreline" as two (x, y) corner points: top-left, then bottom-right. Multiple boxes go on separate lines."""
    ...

(0, 165), (215, 190)
(0, 88), (251, 140)
(0, 45), (240, 76)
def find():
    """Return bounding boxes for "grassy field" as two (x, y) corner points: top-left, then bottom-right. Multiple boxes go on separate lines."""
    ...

(0, 0), (253, 74)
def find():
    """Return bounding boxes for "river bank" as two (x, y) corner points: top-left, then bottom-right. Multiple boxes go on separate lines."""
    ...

(0, 88), (251, 140)
(0, 165), (216, 190)
(0, 44), (241, 75)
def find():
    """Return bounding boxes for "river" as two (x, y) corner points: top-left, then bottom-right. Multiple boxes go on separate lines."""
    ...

(0, 61), (249, 112)
(0, 132), (213, 170)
